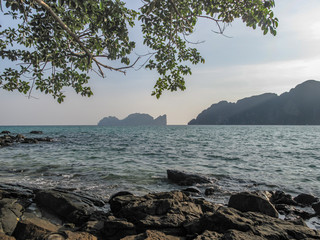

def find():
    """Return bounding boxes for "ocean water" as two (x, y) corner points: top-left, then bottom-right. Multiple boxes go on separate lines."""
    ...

(0, 125), (319, 203)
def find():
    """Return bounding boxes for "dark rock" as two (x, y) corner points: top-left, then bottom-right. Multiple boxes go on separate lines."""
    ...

(30, 131), (43, 134)
(21, 138), (39, 144)
(1, 131), (11, 134)
(167, 169), (212, 186)
(109, 191), (203, 234)
(182, 187), (201, 195)
(103, 216), (136, 240)
(312, 202), (320, 215)
(0, 183), (35, 201)
(0, 198), (24, 235)
(35, 189), (98, 225)
(269, 190), (297, 205)
(12, 213), (59, 240)
(121, 230), (185, 240)
(109, 191), (134, 203)
(228, 192), (279, 218)
(294, 193), (319, 206)
(185, 205), (320, 239)
(205, 187), (215, 196)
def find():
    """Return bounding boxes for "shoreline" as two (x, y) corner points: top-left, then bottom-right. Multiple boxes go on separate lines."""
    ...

(1, 170), (320, 240)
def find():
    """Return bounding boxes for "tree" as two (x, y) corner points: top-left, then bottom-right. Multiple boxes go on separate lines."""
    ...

(0, 0), (278, 102)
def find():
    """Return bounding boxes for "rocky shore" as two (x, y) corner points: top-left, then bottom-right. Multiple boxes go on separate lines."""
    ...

(0, 131), (53, 148)
(1, 170), (320, 239)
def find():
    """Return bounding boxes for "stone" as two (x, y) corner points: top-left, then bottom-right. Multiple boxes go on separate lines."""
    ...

(269, 191), (297, 205)
(1, 131), (11, 134)
(12, 213), (59, 240)
(204, 187), (215, 196)
(103, 216), (136, 240)
(185, 205), (320, 239)
(121, 230), (185, 240)
(30, 131), (43, 134)
(312, 202), (320, 215)
(35, 189), (98, 225)
(0, 198), (24, 235)
(228, 192), (279, 218)
(294, 193), (319, 206)
(167, 170), (212, 186)
(182, 187), (201, 195)
(110, 191), (203, 234)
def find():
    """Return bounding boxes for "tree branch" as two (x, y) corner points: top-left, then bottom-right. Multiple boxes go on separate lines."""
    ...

(33, 0), (128, 75)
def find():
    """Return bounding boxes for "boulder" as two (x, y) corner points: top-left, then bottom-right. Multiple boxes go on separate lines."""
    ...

(167, 170), (212, 186)
(204, 187), (215, 196)
(312, 202), (320, 215)
(294, 193), (319, 206)
(109, 191), (203, 234)
(269, 191), (297, 205)
(30, 131), (43, 134)
(35, 189), (100, 225)
(185, 205), (320, 239)
(228, 192), (279, 218)
(0, 198), (24, 235)
(103, 216), (136, 240)
(12, 213), (59, 240)
(1, 131), (11, 134)
(120, 230), (185, 240)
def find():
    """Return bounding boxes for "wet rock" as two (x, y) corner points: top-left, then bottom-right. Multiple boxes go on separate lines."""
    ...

(228, 192), (279, 218)
(294, 193), (319, 206)
(103, 216), (136, 240)
(185, 205), (320, 239)
(167, 170), (212, 186)
(21, 138), (39, 144)
(312, 202), (320, 215)
(0, 198), (24, 235)
(182, 187), (201, 196)
(81, 220), (104, 236)
(30, 131), (43, 134)
(121, 230), (185, 240)
(35, 189), (99, 225)
(110, 191), (203, 234)
(1, 131), (11, 134)
(204, 187), (215, 196)
(269, 190), (297, 205)
(0, 183), (35, 201)
(12, 213), (59, 240)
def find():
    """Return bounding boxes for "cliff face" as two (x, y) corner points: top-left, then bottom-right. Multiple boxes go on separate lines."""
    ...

(98, 113), (167, 126)
(189, 80), (320, 125)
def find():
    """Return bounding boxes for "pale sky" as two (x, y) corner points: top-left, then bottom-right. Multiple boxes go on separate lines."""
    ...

(1, 1), (320, 125)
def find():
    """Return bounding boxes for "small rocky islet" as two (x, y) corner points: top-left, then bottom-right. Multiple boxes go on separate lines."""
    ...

(0, 170), (320, 240)
(0, 131), (53, 148)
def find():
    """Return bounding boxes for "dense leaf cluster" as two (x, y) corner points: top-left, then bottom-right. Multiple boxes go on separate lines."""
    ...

(0, 0), (278, 102)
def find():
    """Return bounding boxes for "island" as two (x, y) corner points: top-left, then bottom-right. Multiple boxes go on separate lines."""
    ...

(98, 113), (167, 126)
(189, 80), (320, 125)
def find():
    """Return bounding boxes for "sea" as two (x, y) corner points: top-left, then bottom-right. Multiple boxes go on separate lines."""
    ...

(0, 125), (319, 203)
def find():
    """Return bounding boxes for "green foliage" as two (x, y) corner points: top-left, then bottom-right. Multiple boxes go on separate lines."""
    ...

(0, 0), (278, 102)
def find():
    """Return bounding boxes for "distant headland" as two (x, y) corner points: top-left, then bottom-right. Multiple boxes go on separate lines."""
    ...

(189, 80), (320, 125)
(98, 113), (167, 126)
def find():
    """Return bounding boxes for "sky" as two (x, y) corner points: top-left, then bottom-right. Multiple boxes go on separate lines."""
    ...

(1, 1), (320, 125)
